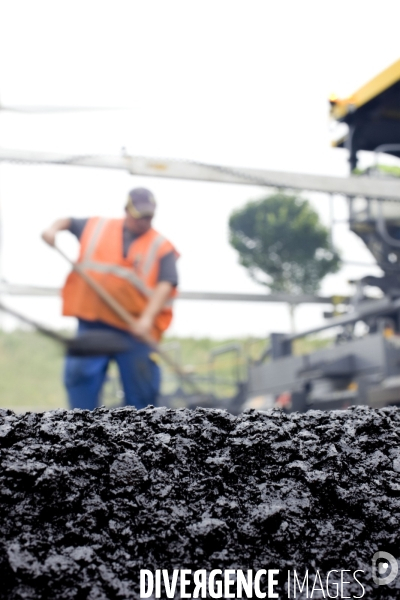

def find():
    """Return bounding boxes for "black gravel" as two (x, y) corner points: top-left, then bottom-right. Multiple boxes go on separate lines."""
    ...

(1, 405), (400, 599)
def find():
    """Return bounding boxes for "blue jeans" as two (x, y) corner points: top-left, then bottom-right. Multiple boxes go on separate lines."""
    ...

(64, 319), (161, 411)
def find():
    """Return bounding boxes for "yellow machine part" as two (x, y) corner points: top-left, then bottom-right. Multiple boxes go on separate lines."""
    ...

(330, 58), (400, 120)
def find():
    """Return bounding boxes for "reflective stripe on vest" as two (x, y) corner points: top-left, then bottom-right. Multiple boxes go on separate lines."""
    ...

(142, 234), (166, 276)
(78, 260), (174, 308)
(84, 218), (108, 260)
(79, 259), (152, 298)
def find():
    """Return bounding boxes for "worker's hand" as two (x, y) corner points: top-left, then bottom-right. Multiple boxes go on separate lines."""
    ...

(41, 218), (72, 246)
(41, 228), (56, 246)
(131, 314), (153, 342)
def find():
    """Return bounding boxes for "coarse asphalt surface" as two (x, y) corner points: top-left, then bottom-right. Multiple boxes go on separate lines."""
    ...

(1, 405), (400, 599)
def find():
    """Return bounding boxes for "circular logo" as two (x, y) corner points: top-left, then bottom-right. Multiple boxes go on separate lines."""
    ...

(372, 551), (398, 586)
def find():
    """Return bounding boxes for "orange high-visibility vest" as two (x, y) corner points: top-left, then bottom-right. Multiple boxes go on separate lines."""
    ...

(62, 217), (178, 340)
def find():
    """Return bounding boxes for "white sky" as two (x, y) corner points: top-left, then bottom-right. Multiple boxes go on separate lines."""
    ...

(0, 0), (399, 337)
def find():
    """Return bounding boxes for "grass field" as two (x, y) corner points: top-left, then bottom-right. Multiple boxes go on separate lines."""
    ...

(0, 330), (333, 413)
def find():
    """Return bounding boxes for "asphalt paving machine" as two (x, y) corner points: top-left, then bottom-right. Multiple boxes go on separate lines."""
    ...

(244, 180), (400, 413)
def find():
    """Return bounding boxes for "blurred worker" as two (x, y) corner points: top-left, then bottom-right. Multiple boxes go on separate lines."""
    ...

(41, 188), (178, 410)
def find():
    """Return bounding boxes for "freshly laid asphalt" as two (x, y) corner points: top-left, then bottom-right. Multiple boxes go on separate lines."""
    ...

(1, 405), (400, 599)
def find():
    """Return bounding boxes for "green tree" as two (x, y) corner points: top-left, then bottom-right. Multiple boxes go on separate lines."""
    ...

(229, 193), (341, 296)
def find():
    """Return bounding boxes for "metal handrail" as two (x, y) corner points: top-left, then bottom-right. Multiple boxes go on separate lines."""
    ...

(376, 201), (400, 249)
(208, 343), (244, 395)
(374, 144), (400, 170)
